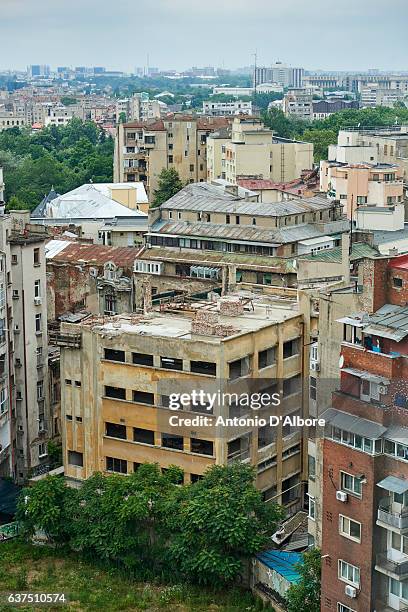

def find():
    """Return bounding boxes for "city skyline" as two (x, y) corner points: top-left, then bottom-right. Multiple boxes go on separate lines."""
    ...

(1, 0), (407, 73)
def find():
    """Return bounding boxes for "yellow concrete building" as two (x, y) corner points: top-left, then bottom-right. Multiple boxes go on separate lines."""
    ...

(114, 115), (231, 196)
(207, 117), (314, 184)
(58, 292), (308, 510)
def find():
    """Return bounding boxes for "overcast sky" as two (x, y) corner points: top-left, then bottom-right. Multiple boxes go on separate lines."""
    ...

(2, 0), (407, 72)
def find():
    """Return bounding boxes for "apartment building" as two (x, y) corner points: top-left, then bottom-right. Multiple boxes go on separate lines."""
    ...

(360, 84), (405, 108)
(0, 113), (26, 131)
(328, 126), (408, 179)
(114, 115), (231, 194)
(254, 63), (304, 89)
(58, 291), (308, 514)
(202, 100), (253, 116)
(283, 89), (313, 120)
(319, 253), (408, 612)
(312, 100), (359, 120)
(320, 160), (404, 220)
(207, 116), (314, 183)
(0, 210), (51, 483)
(147, 181), (346, 259)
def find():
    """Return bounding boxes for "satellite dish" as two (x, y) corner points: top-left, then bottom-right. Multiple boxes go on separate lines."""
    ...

(339, 354), (344, 368)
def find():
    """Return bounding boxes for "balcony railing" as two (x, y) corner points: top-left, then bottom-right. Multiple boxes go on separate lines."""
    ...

(376, 553), (408, 577)
(227, 448), (250, 464)
(378, 498), (408, 531)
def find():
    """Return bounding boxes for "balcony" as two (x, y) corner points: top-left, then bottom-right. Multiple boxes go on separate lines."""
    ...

(375, 601), (408, 612)
(375, 553), (408, 579)
(378, 498), (408, 532)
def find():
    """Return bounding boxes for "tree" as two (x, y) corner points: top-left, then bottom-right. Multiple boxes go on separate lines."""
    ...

(60, 96), (78, 106)
(16, 475), (76, 544)
(286, 548), (321, 612)
(118, 112), (127, 123)
(166, 463), (284, 585)
(300, 129), (338, 162)
(152, 168), (183, 208)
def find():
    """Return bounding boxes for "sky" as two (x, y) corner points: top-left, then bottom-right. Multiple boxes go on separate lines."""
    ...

(1, 0), (408, 73)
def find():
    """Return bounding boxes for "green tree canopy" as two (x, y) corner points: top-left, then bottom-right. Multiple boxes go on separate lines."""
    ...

(286, 548), (321, 612)
(152, 167), (183, 208)
(17, 463), (283, 586)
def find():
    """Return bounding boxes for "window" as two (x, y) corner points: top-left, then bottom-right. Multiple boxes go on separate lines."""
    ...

(0, 388), (7, 414)
(76, 416), (82, 422)
(308, 454), (316, 480)
(162, 433), (183, 450)
(283, 374), (301, 397)
(68, 450), (83, 467)
(65, 379), (72, 385)
(189, 164), (194, 172)
(11, 254), (17, 264)
(338, 559), (360, 587)
(191, 438), (213, 455)
(33, 248), (40, 265)
(307, 494), (316, 520)
(337, 604), (356, 612)
(190, 360), (216, 376)
(391, 532), (408, 555)
(235, 215), (240, 224)
(226, 214), (230, 224)
(310, 376), (317, 401)
(258, 347), (276, 369)
(258, 425), (275, 448)
(133, 427), (155, 445)
(105, 386), (126, 400)
(38, 442), (47, 458)
(340, 471), (362, 497)
(389, 577), (408, 603)
(160, 356), (183, 371)
(132, 352), (154, 366)
(229, 355), (251, 380)
(36, 380), (44, 400)
(168, 155), (173, 163)
(106, 457), (127, 473)
(384, 439), (408, 461)
(34, 280), (41, 298)
(283, 338), (300, 358)
(132, 390), (154, 405)
(105, 422), (127, 440)
(339, 515), (361, 542)
(104, 293), (116, 315)
(66, 414), (72, 421)
(104, 348), (125, 362)
(35, 313), (42, 333)
(393, 277), (403, 288)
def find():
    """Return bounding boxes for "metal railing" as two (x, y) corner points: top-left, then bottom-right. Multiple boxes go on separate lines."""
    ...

(376, 553), (408, 576)
(378, 498), (408, 530)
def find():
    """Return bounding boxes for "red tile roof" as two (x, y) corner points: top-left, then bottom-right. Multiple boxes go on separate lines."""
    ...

(47, 242), (141, 269)
(389, 254), (408, 271)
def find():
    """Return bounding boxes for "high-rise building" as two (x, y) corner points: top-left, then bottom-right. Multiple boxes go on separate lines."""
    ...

(57, 291), (308, 516)
(319, 253), (408, 612)
(254, 62), (304, 89)
(27, 65), (50, 78)
(114, 115), (231, 194)
(0, 207), (51, 483)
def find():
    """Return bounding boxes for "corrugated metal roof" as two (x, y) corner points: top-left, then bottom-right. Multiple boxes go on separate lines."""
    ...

(322, 407), (387, 439)
(45, 240), (138, 268)
(377, 476), (408, 495)
(369, 304), (408, 333)
(256, 550), (302, 583)
(162, 183), (332, 217)
(150, 219), (346, 245)
(138, 247), (297, 273)
(299, 242), (381, 263)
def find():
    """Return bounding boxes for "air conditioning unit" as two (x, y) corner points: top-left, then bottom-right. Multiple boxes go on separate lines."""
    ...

(310, 361), (320, 372)
(379, 384), (388, 395)
(336, 490), (348, 502)
(34, 297), (42, 306)
(345, 584), (357, 598)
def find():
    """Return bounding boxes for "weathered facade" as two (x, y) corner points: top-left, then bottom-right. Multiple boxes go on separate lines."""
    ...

(58, 291), (309, 513)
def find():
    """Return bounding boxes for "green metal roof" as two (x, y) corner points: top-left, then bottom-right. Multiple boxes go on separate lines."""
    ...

(299, 242), (380, 263)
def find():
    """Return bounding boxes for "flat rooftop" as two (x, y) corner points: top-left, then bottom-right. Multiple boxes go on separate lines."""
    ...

(76, 291), (300, 343)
